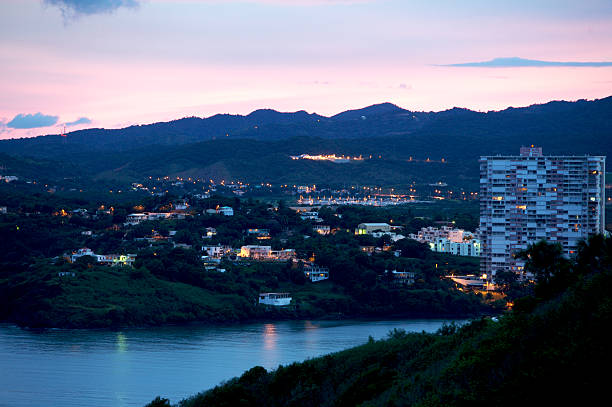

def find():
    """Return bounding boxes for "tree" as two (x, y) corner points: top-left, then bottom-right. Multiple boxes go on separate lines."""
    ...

(144, 396), (171, 407)
(394, 239), (429, 259)
(519, 240), (572, 299)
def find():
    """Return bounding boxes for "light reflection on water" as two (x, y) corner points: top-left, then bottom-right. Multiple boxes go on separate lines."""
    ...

(0, 319), (462, 407)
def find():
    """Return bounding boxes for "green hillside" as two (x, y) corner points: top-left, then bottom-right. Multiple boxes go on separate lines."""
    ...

(148, 236), (612, 407)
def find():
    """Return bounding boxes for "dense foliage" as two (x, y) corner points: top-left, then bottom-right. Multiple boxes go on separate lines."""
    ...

(156, 236), (612, 407)
(0, 192), (488, 328)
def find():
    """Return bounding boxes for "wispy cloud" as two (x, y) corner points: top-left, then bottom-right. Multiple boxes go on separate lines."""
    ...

(65, 117), (92, 126)
(7, 113), (59, 129)
(443, 57), (612, 68)
(43, 0), (139, 20)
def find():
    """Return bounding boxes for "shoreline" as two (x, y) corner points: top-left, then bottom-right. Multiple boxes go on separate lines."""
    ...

(1, 308), (498, 331)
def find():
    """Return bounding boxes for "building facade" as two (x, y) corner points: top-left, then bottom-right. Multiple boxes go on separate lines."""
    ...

(480, 147), (605, 281)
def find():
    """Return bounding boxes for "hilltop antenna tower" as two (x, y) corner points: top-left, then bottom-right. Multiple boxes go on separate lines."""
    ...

(61, 125), (67, 144)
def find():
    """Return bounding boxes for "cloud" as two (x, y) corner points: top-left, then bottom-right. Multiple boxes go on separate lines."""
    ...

(65, 117), (92, 126)
(443, 57), (612, 68)
(43, 0), (139, 19)
(6, 113), (59, 129)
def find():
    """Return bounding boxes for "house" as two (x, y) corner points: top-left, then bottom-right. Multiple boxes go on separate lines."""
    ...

(430, 237), (481, 257)
(124, 212), (185, 226)
(313, 225), (331, 235)
(68, 247), (96, 262)
(96, 254), (137, 267)
(355, 223), (391, 235)
(66, 248), (136, 267)
(271, 249), (296, 260)
(258, 292), (292, 306)
(449, 275), (493, 291)
(202, 244), (232, 258)
(300, 211), (323, 222)
(125, 213), (148, 225)
(247, 228), (271, 238)
(388, 270), (416, 286)
(303, 264), (329, 282)
(239, 245), (296, 260)
(203, 227), (217, 239)
(203, 259), (226, 273)
(408, 226), (480, 257)
(174, 200), (189, 211)
(240, 245), (271, 259)
(218, 206), (234, 216)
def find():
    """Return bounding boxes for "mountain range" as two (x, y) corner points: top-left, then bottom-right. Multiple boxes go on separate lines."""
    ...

(0, 97), (610, 187)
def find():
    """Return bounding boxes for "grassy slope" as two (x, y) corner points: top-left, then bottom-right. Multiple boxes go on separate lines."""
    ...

(171, 266), (612, 407)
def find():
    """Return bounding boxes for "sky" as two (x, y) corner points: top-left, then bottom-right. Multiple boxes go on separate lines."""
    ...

(0, 0), (611, 139)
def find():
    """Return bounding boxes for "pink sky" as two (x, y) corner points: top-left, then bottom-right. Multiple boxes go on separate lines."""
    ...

(1, 0), (611, 139)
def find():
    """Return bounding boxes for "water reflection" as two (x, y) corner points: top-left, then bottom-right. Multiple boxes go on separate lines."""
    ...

(263, 324), (277, 350)
(0, 319), (462, 407)
(116, 332), (128, 353)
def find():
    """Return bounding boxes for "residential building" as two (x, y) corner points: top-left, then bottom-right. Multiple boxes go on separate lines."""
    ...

(203, 227), (217, 239)
(272, 249), (296, 260)
(388, 270), (416, 286)
(247, 228), (271, 238)
(239, 245), (296, 260)
(303, 264), (330, 282)
(480, 147), (606, 281)
(300, 211), (323, 222)
(66, 248), (136, 267)
(240, 245), (272, 259)
(124, 212), (185, 225)
(96, 254), (137, 267)
(408, 226), (480, 257)
(174, 200), (189, 211)
(202, 244), (232, 258)
(218, 206), (234, 216)
(355, 223), (391, 235)
(313, 225), (331, 235)
(430, 237), (481, 257)
(258, 292), (292, 306)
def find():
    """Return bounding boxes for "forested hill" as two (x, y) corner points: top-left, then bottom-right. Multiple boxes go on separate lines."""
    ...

(1, 97), (611, 159)
(148, 237), (612, 407)
(0, 97), (610, 187)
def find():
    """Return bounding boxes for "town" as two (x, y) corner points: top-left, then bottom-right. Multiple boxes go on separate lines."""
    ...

(2, 145), (608, 330)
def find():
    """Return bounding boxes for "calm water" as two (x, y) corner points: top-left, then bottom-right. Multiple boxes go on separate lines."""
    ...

(0, 319), (459, 407)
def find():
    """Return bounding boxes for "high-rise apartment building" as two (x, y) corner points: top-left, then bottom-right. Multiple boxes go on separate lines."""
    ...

(479, 147), (606, 281)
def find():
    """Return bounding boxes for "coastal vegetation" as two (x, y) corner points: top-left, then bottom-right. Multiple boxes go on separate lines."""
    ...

(0, 191), (487, 329)
(149, 236), (612, 407)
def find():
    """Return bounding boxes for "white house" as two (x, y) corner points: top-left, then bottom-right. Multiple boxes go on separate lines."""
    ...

(258, 292), (292, 306)
(202, 244), (232, 258)
(430, 237), (481, 257)
(67, 248), (136, 267)
(303, 264), (330, 282)
(300, 211), (323, 222)
(218, 206), (234, 216)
